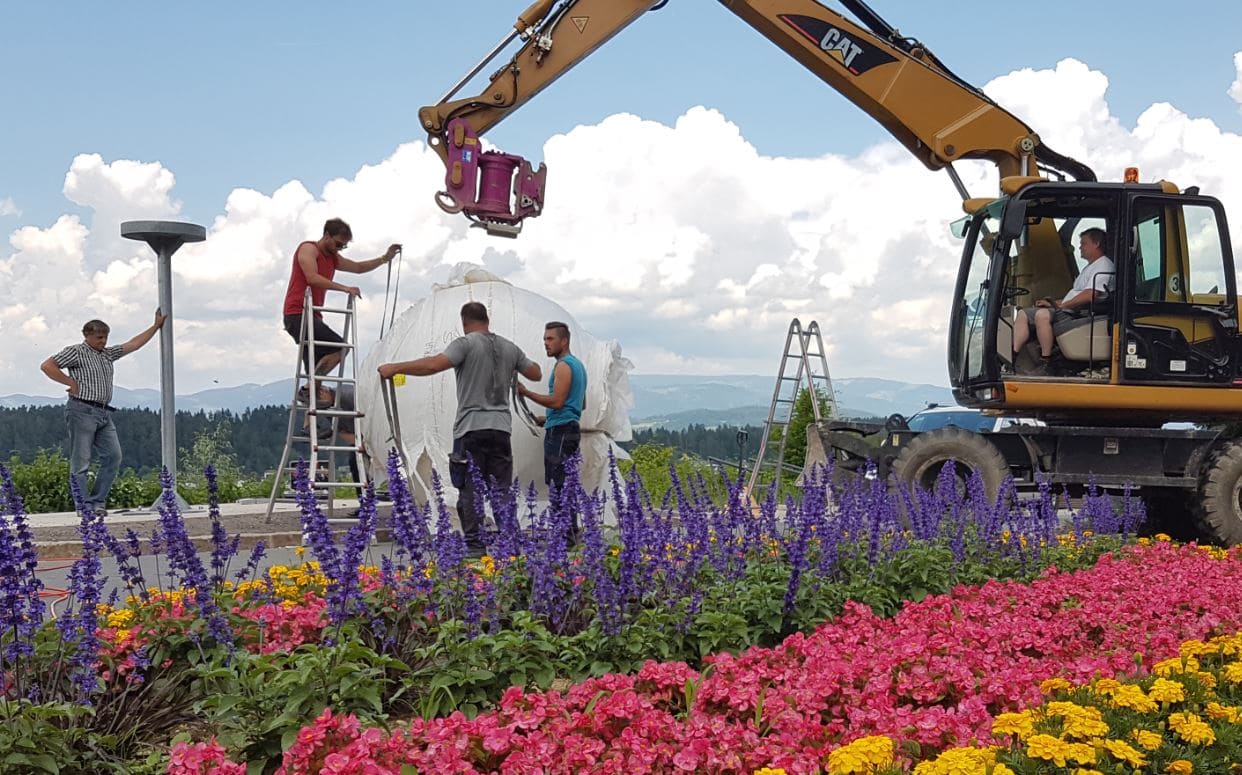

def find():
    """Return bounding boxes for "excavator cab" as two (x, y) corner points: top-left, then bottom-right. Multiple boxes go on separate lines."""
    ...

(949, 181), (1240, 417)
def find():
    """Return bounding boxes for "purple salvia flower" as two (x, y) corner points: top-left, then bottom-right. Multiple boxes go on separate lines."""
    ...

(328, 482), (380, 628)
(385, 449), (430, 572)
(235, 541), (267, 583)
(429, 470), (465, 572)
(205, 464), (240, 589)
(0, 465), (44, 670)
(293, 460), (341, 578)
(154, 467), (234, 650)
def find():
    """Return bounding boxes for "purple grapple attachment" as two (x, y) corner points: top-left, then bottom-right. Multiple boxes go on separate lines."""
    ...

(435, 118), (547, 238)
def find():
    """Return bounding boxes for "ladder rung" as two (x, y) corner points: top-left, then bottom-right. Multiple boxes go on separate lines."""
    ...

(308, 340), (355, 348)
(310, 480), (362, 488)
(314, 444), (363, 453)
(309, 305), (354, 314)
(308, 408), (364, 417)
(300, 376), (356, 384)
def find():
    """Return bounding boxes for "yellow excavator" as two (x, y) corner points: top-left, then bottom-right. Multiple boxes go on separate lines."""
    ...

(418, 0), (1242, 542)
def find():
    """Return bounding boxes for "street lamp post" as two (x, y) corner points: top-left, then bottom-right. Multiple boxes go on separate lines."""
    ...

(121, 220), (205, 509)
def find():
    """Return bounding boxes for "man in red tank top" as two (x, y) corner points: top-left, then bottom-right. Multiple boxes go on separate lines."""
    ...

(282, 218), (401, 378)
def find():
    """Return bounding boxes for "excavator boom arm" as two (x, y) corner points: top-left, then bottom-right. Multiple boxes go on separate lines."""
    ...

(421, 0), (1092, 232)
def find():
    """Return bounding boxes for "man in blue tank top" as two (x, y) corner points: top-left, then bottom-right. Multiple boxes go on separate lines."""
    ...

(518, 321), (587, 504)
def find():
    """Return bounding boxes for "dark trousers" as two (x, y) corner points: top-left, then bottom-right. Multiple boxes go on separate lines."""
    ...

(544, 422), (581, 534)
(450, 429), (513, 551)
(543, 422), (581, 492)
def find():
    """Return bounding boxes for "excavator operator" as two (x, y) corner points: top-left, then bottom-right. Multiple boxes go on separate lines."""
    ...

(1011, 227), (1114, 374)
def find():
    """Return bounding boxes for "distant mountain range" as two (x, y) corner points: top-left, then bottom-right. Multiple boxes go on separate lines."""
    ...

(2, 375), (954, 430)
(629, 375), (953, 430)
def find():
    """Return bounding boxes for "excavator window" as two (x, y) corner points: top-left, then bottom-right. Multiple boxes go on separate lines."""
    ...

(1132, 200), (1229, 306)
(1127, 197), (1235, 378)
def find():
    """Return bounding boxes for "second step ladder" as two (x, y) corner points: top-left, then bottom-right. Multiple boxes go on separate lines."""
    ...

(746, 318), (838, 501)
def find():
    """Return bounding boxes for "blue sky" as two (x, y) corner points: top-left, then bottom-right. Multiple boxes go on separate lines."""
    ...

(5, 0), (1240, 228)
(3, 0), (1242, 398)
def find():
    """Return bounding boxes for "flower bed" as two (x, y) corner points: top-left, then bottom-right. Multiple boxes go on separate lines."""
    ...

(0, 456), (1169, 773)
(170, 541), (1242, 774)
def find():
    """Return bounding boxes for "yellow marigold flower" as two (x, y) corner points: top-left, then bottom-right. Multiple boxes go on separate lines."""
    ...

(1148, 677), (1186, 703)
(1196, 671), (1218, 690)
(1131, 729), (1163, 751)
(1167, 712), (1216, 746)
(754, 769), (787, 775)
(1093, 678), (1122, 696)
(422, 561), (435, 579)
(1205, 701), (1240, 722)
(827, 735), (894, 774)
(1073, 770), (1105, 775)
(1108, 684), (1158, 714)
(1181, 638), (1218, 658)
(992, 711), (1035, 739)
(1223, 661), (1242, 684)
(1155, 532), (1172, 542)
(1165, 760), (1193, 775)
(1098, 739), (1146, 768)
(911, 747), (997, 775)
(114, 628), (131, 644)
(1065, 742), (1096, 766)
(294, 545), (305, 557)
(1137, 536), (1152, 545)
(1154, 656), (1200, 676)
(1026, 734), (1074, 767)
(1040, 677), (1072, 695)
(1046, 702), (1109, 739)
(106, 608), (136, 629)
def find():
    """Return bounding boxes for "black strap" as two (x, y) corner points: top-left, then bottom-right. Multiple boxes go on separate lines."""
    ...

(70, 396), (115, 411)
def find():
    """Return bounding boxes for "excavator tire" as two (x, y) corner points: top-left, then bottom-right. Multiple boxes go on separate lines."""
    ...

(891, 426), (1009, 504)
(1194, 441), (1242, 546)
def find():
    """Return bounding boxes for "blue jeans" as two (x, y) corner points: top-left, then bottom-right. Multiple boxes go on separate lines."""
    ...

(66, 401), (122, 511)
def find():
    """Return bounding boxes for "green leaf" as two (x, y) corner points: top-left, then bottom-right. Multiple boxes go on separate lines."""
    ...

(281, 725), (302, 753)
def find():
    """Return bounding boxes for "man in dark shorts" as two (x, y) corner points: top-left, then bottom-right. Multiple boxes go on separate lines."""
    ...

(378, 302), (542, 557)
(282, 218), (401, 380)
(1011, 227), (1113, 373)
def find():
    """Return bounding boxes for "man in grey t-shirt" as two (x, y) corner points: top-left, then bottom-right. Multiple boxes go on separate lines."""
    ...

(379, 302), (541, 556)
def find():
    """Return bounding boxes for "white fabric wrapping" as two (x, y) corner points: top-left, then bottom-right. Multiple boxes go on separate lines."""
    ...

(356, 263), (633, 508)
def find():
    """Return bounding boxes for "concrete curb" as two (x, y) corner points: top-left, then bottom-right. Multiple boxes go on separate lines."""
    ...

(31, 504), (394, 559)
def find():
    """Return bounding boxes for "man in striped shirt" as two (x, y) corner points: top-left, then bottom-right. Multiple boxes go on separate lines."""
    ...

(40, 310), (166, 514)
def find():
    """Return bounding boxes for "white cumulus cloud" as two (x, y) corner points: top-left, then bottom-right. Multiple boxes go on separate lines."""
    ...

(5, 55), (1242, 404)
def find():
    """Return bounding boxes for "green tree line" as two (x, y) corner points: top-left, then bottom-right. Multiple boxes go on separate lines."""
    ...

(0, 404), (290, 476)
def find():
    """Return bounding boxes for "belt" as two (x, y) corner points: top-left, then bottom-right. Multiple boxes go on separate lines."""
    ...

(70, 396), (116, 411)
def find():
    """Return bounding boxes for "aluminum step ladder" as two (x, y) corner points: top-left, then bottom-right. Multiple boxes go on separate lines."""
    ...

(746, 319), (838, 500)
(266, 288), (367, 522)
